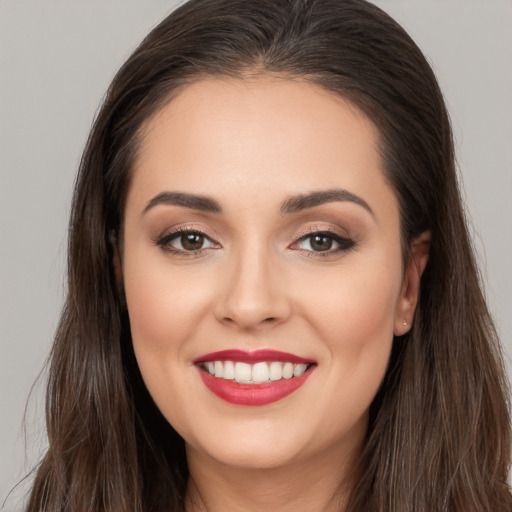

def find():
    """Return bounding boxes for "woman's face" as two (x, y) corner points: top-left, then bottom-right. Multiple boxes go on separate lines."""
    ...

(121, 78), (419, 471)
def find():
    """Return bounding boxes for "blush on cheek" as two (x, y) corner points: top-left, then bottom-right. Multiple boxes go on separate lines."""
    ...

(315, 273), (398, 334)
(307, 273), (397, 392)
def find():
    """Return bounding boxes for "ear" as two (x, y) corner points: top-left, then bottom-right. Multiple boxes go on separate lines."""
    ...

(394, 231), (431, 336)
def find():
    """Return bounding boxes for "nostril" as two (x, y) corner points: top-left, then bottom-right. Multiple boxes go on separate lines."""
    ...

(221, 315), (279, 329)
(215, 285), (292, 329)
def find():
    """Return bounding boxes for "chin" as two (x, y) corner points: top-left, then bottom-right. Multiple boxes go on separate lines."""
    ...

(182, 414), (319, 470)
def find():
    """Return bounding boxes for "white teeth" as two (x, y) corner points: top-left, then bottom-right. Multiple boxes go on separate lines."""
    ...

(269, 361), (283, 381)
(252, 362), (270, 383)
(294, 363), (307, 377)
(202, 360), (311, 383)
(223, 360), (235, 380)
(282, 362), (294, 379)
(234, 362), (252, 382)
(214, 360), (223, 378)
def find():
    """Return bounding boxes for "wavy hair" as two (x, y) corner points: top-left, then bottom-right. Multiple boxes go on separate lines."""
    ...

(27, 0), (511, 510)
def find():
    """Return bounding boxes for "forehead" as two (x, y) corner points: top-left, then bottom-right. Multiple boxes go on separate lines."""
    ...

(128, 77), (396, 220)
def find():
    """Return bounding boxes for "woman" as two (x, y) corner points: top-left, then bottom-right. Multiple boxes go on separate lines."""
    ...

(26, 0), (511, 510)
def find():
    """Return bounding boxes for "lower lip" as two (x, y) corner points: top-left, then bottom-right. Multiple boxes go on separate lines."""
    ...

(197, 366), (314, 406)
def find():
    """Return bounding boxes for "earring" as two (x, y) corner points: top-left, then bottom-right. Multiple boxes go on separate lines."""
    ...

(403, 320), (407, 326)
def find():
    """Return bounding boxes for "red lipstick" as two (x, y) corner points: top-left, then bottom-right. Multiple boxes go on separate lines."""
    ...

(193, 349), (315, 365)
(193, 349), (316, 406)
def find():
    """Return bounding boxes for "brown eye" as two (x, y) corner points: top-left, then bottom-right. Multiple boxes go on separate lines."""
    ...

(310, 235), (333, 252)
(293, 231), (356, 254)
(181, 232), (205, 251)
(156, 229), (217, 254)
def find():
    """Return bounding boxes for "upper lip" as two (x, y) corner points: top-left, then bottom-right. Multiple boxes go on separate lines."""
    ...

(192, 349), (316, 365)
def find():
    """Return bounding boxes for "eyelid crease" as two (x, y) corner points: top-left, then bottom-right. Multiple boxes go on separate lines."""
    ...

(292, 225), (349, 240)
(154, 225), (198, 243)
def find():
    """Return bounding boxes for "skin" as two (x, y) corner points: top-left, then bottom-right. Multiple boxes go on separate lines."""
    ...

(118, 77), (429, 511)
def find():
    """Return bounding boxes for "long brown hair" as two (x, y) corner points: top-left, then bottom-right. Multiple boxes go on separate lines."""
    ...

(27, 1), (511, 510)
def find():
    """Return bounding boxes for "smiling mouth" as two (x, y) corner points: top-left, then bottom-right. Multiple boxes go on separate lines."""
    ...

(193, 349), (316, 405)
(200, 360), (311, 384)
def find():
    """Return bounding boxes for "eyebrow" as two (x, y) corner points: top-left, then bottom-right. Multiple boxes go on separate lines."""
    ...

(143, 191), (222, 214)
(280, 188), (373, 216)
(142, 188), (373, 217)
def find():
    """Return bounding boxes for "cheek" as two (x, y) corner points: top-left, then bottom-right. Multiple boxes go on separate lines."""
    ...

(296, 255), (401, 403)
(124, 243), (209, 338)
(122, 256), (213, 432)
(122, 247), (211, 382)
(302, 257), (400, 346)
(124, 269), (175, 360)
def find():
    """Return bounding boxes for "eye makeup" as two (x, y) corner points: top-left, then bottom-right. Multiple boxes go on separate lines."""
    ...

(291, 228), (356, 255)
(154, 226), (221, 256)
(153, 224), (357, 259)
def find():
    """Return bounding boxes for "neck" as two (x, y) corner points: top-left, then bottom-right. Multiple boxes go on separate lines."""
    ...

(184, 432), (364, 512)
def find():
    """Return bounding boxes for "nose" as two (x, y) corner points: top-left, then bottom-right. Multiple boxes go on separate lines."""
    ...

(214, 244), (292, 331)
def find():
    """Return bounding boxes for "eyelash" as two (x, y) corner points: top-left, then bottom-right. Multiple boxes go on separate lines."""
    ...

(155, 227), (356, 257)
(155, 227), (219, 256)
(291, 228), (356, 256)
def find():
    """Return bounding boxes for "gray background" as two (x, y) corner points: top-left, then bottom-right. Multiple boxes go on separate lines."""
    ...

(1, 1), (511, 508)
